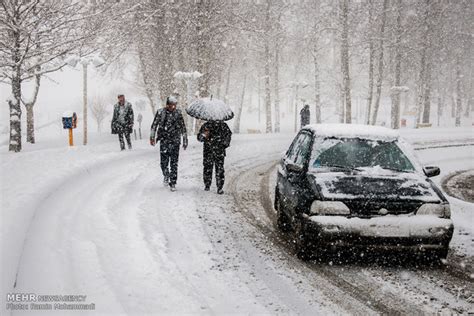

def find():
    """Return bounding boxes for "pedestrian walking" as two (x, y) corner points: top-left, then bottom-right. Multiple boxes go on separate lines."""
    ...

(111, 94), (134, 150)
(300, 104), (310, 128)
(150, 96), (188, 192)
(197, 121), (232, 194)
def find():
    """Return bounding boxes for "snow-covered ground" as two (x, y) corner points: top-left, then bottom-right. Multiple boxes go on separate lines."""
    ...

(1, 126), (473, 314)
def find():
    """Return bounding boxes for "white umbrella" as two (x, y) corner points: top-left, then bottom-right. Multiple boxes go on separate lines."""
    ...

(186, 97), (234, 121)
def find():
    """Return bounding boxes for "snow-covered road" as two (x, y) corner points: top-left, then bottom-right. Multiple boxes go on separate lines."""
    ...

(1, 128), (473, 314)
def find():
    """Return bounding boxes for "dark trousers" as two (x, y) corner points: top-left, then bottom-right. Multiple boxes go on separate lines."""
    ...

(160, 141), (180, 185)
(118, 132), (131, 150)
(203, 151), (225, 190)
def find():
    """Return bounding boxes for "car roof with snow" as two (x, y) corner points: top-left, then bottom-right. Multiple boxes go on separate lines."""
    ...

(302, 124), (400, 142)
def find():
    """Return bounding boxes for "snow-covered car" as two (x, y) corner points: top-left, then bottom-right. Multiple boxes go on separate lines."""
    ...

(274, 124), (453, 261)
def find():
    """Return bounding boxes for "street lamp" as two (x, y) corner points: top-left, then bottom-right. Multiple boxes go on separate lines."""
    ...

(65, 54), (105, 145)
(174, 71), (202, 134)
(291, 81), (308, 132)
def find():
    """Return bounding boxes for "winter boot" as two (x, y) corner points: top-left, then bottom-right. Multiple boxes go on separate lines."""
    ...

(217, 188), (224, 195)
(170, 184), (176, 192)
(204, 185), (210, 191)
(163, 176), (169, 186)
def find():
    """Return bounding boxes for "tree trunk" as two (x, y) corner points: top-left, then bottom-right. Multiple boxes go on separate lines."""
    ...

(215, 68), (222, 99)
(455, 59), (462, 127)
(366, 0), (375, 125)
(391, 0), (402, 129)
(9, 26), (22, 152)
(416, 0), (431, 125)
(313, 34), (321, 124)
(9, 97), (22, 153)
(264, 52), (272, 133)
(371, 0), (389, 125)
(340, 0), (352, 124)
(23, 73), (41, 144)
(421, 63), (432, 124)
(224, 58), (232, 104)
(338, 85), (345, 123)
(234, 73), (247, 134)
(421, 0), (440, 124)
(437, 96), (442, 126)
(274, 43), (281, 132)
(465, 66), (472, 117)
(264, 0), (272, 133)
(25, 105), (35, 143)
(196, 2), (211, 98)
(416, 70), (425, 124)
(146, 93), (156, 115)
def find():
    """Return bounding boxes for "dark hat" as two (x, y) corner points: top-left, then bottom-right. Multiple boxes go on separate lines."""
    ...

(117, 94), (124, 98)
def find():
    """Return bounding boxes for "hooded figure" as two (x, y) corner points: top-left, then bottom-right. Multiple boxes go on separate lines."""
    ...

(197, 121), (232, 194)
(111, 94), (134, 150)
(300, 104), (310, 128)
(150, 96), (188, 191)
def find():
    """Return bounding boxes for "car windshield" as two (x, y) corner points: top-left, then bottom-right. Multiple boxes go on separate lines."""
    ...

(310, 137), (415, 172)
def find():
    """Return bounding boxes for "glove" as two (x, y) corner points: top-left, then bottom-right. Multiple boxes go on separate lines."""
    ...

(150, 138), (155, 146)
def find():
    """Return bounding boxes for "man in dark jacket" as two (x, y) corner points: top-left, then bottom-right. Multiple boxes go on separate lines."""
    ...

(111, 94), (134, 150)
(300, 104), (310, 128)
(197, 120), (232, 194)
(150, 96), (188, 192)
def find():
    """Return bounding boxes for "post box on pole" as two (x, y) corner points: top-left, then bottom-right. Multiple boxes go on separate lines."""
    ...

(62, 111), (77, 146)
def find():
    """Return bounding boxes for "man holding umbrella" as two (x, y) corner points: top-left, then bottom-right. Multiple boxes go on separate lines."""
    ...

(187, 96), (234, 194)
(150, 96), (188, 192)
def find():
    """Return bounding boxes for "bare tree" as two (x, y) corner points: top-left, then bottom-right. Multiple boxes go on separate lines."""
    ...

(390, 0), (403, 129)
(273, 12), (284, 132)
(90, 96), (109, 133)
(340, 0), (352, 124)
(365, 0), (376, 124)
(370, 0), (389, 125)
(262, 0), (273, 133)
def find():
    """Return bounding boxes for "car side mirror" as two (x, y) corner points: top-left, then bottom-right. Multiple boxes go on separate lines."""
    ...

(423, 166), (440, 177)
(287, 162), (303, 174)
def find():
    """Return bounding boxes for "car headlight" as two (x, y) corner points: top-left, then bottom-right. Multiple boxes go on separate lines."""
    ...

(310, 201), (350, 215)
(416, 203), (451, 218)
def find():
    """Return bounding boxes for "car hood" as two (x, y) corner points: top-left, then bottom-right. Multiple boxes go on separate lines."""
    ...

(308, 170), (441, 203)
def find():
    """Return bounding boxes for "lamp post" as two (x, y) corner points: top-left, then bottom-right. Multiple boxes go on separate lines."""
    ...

(291, 81), (308, 132)
(65, 54), (105, 145)
(174, 71), (202, 134)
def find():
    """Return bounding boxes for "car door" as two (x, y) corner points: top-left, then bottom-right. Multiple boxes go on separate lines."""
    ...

(279, 131), (313, 221)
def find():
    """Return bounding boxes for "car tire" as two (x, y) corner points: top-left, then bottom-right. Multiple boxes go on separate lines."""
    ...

(295, 217), (311, 261)
(276, 194), (292, 232)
